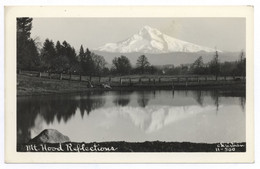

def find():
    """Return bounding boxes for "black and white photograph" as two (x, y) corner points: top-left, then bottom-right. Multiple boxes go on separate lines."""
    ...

(4, 6), (254, 163)
(16, 17), (247, 152)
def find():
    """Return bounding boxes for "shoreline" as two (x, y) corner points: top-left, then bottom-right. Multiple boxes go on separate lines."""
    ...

(17, 74), (245, 96)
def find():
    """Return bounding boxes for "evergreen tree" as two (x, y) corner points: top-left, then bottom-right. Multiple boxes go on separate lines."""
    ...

(237, 50), (246, 77)
(60, 41), (78, 73)
(17, 17), (40, 70)
(191, 56), (204, 74)
(17, 18), (32, 40)
(55, 41), (62, 56)
(80, 48), (94, 75)
(209, 50), (220, 80)
(79, 45), (85, 62)
(85, 48), (95, 75)
(55, 41), (69, 73)
(78, 45), (85, 74)
(69, 47), (79, 73)
(85, 48), (91, 57)
(41, 39), (56, 72)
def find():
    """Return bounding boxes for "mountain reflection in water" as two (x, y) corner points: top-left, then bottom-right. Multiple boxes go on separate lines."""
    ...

(17, 90), (245, 144)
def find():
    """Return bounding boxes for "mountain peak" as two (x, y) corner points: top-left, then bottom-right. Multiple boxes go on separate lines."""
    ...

(140, 25), (159, 33)
(96, 26), (216, 53)
(139, 26), (162, 39)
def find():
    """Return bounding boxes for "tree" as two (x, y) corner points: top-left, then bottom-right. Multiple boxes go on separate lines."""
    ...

(85, 48), (95, 75)
(91, 53), (106, 76)
(148, 65), (159, 74)
(26, 39), (40, 69)
(136, 55), (150, 74)
(209, 50), (220, 80)
(78, 45), (86, 74)
(85, 48), (91, 58)
(17, 18), (32, 40)
(236, 50), (246, 77)
(220, 61), (236, 76)
(17, 17), (40, 70)
(80, 48), (95, 75)
(55, 41), (70, 73)
(68, 47), (78, 72)
(79, 45), (85, 62)
(55, 41), (62, 56)
(57, 41), (78, 73)
(40, 39), (56, 72)
(112, 55), (132, 75)
(191, 56), (204, 74)
(62, 41), (77, 64)
(102, 67), (110, 76)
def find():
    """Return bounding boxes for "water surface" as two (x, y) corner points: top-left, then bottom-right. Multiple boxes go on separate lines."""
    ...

(17, 90), (245, 144)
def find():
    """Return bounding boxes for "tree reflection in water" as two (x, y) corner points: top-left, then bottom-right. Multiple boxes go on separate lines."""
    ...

(240, 97), (246, 112)
(137, 91), (151, 107)
(209, 90), (220, 113)
(187, 90), (245, 114)
(113, 90), (133, 107)
(17, 92), (106, 144)
(79, 91), (106, 117)
(190, 90), (204, 106)
(209, 90), (246, 113)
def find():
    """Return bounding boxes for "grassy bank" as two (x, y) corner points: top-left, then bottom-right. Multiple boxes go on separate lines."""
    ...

(17, 74), (245, 96)
(17, 74), (94, 96)
(17, 141), (246, 152)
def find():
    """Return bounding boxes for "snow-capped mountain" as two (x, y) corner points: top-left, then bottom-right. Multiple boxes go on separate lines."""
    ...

(96, 25), (216, 53)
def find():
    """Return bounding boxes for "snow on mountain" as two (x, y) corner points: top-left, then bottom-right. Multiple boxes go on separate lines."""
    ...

(96, 25), (217, 53)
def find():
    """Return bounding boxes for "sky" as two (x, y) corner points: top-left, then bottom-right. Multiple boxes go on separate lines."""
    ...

(31, 18), (245, 52)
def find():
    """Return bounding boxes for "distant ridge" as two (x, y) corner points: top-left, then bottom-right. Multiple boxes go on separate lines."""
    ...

(93, 50), (240, 66)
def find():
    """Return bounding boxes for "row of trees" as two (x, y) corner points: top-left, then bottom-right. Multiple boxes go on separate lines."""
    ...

(111, 55), (158, 75)
(163, 51), (246, 78)
(40, 39), (77, 73)
(17, 17), (246, 78)
(40, 41), (154, 76)
(17, 17), (107, 76)
(17, 17), (154, 76)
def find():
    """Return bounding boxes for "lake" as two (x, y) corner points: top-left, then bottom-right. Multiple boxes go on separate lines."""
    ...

(17, 90), (245, 144)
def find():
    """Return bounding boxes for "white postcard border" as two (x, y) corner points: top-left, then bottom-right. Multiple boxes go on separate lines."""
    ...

(4, 6), (254, 163)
